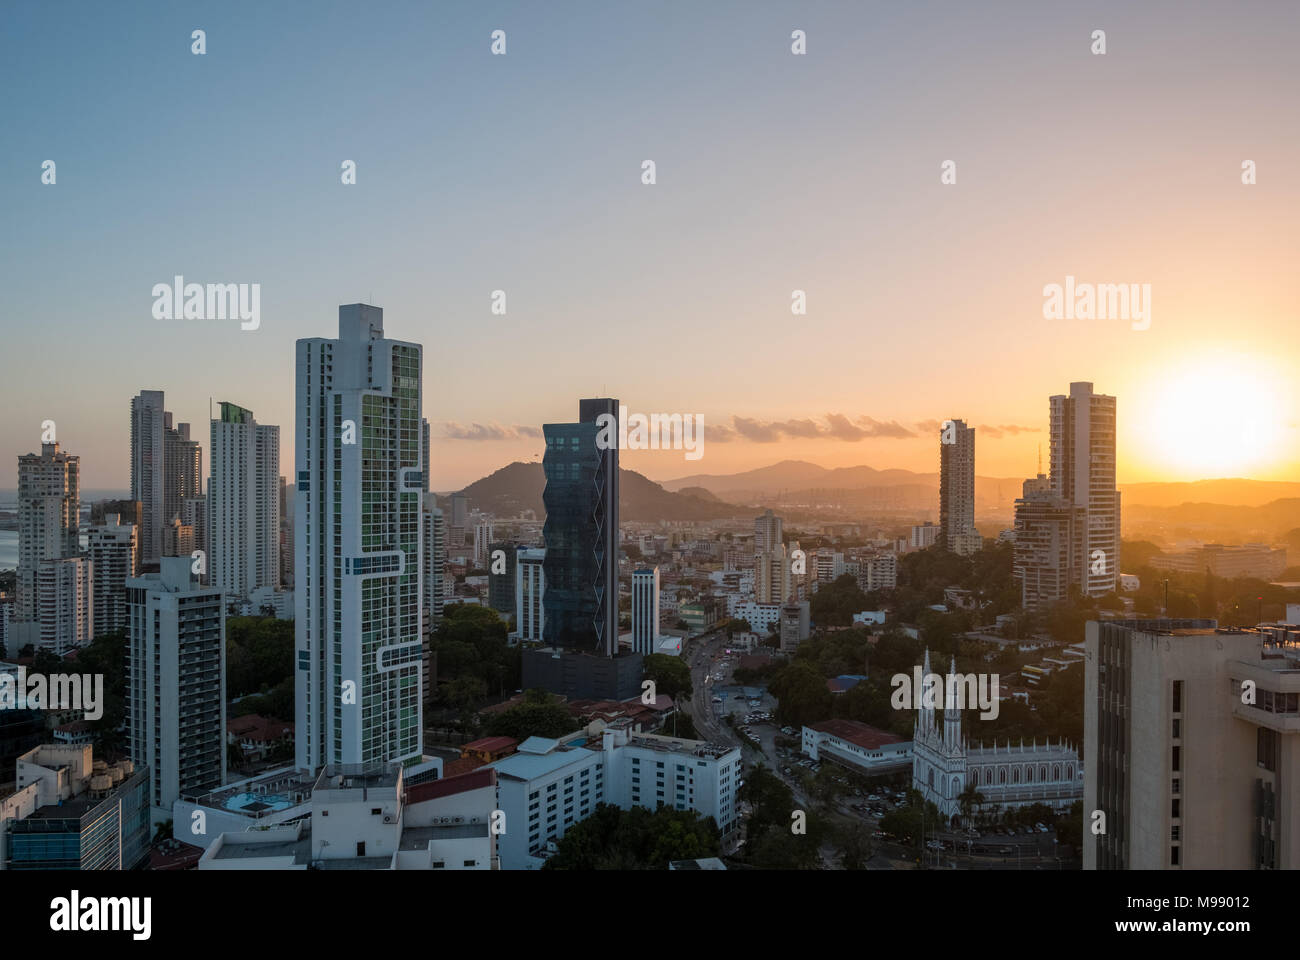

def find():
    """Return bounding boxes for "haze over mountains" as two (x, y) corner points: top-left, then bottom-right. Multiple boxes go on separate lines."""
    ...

(453, 458), (1300, 545)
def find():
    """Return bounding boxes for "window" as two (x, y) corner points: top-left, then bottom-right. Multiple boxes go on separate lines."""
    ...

(371, 808), (382, 816)
(1171, 798), (1180, 818)
(464, 860), (476, 867)
(1172, 718), (1180, 738)
(1171, 846), (1180, 866)
(1172, 778), (1180, 794)
(1172, 746), (1181, 772)
(1172, 680), (1183, 712)
(1171, 825), (1180, 841)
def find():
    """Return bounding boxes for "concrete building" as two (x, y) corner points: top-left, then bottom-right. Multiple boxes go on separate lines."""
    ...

(1086, 617), (1300, 869)
(779, 600), (810, 654)
(474, 522), (494, 569)
(196, 764), (498, 870)
(631, 567), (660, 656)
(755, 544), (791, 604)
(127, 557), (226, 821)
(512, 547), (545, 644)
(1013, 474), (1084, 610)
(16, 442), (80, 622)
(36, 557), (93, 655)
(488, 729), (740, 869)
(1149, 543), (1288, 581)
(801, 719), (911, 775)
(1050, 382), (1119, 596)
(939, 419), (981, 556)
(208, 401), (280, 597)
(754, 509), (782, 553)
(910, 522), (940, 551)
(295, 305), (425, 771)
(859, 553), (897, 592)
(488, 540), (516, 615)
(422, 495), (446, 632)
(2, 745), (149, 870)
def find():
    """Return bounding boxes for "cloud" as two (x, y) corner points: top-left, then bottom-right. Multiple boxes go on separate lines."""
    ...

(724, 414), (916, 443)
(978, 423), (1040, 439)
(440, 422), (542, 441)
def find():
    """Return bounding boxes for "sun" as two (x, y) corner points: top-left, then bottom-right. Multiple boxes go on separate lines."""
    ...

(1127, 353), (1292, 481)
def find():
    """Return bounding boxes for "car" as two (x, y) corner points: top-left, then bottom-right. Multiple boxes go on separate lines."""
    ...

(711, 696), (723, 703)
(998, 846), (1013, 855)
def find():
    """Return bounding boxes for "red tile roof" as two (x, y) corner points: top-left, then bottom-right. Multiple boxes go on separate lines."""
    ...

(808, 719), (902, 751)
(462, 736), (518, 754)
(405, 767), (497, 806)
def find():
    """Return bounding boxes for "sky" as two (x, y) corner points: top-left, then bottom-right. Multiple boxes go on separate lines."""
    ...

(2, 0), (1297, 492)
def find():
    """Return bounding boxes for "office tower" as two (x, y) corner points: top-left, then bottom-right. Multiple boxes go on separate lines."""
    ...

(1085, 618), (1300, 870)
(421, 495), (446, 631)
(541, 398), (620, 656)
(514, 548), (545, 643)
(126, 557), (226, 818)
(295, 304), (424, 771)
(815, 551), (845, 583)
(450, 493), (469, 549)
(131, 390), (167, 565)
(939, 419), (981, 556)
(754, 509), (782, 554)
(36, 557), (93, 655)
(1050, 382), (1119, 596)
(1013, 474), (1084, 610)
(755, 544), (790, 604)
(488, 540), (516, 615)
(631, 567), (660, 656)
(87, 514), (137, 637)
(163, 417), (202, 548)
(474, 522), (494, 568)
(182, 496), (207, 557)
(421, 418), (430, 493)
(16, 442), (80, 621)
(279, 477), (294, 588)
(208, 401), (281, 597)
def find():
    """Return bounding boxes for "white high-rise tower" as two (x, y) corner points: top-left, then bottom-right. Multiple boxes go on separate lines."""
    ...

(1049, 382), (1120, 596)
(295, 305), (425, 771)
(16, 442), (80, 622)
(209, 401), (280, 596)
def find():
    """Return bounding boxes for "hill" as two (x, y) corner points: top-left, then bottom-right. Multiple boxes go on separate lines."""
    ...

(458, 462), (743, 522)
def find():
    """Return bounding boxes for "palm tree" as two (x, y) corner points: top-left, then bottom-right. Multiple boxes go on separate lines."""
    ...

(957, 781), (985, 828)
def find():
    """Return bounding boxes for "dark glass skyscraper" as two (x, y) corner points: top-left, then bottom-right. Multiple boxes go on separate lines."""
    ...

(541, 399), (619, 656)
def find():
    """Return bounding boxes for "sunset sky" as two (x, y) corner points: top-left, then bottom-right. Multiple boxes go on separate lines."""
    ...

(3, 0), (1297, 491)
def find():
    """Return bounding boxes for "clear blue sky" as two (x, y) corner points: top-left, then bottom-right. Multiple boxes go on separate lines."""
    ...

(3, 0), (1297, 489)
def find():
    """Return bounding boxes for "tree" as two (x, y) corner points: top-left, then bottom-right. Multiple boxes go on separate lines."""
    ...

(642, 653), (692, 700)
(957, 782), (985, 827)
(484, 692), (578, 740)
(542, 804), (720, 869)
(768, 661), (832, 727)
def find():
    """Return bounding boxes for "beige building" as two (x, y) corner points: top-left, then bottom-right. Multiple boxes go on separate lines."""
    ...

(1086, 617), (1300, 869)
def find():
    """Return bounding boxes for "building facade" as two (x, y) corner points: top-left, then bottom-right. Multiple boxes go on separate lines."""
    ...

(209, 401), (281, 597)
(295, 305), (425, 771)
(939, 419), (981, 556)
(16, 442), (80, 622)
(632, 567), (660, 656)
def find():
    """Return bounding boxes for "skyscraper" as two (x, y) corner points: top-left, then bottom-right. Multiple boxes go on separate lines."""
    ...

(131, 391), (201, 565)
(16, 442), (80, 622)
(87, 513), (137, 637)
(754, 509), (783, 553)
(127, 557), (226, 819)
(541, 398), (620, 656)
(514, 547), (545, 644)
(37, 557), (93, 654)
(208, 401), (280, 597)
(295, 304), (424, 771)
(1050, 382), (1120, 596)
(421, 494), (446, 632)
(939, 418), (981, 556)
(488, 539), (516, 615)
(164, 417), (202, 550)
(631, 567), (660, 656)
(131, 390), (167, 565)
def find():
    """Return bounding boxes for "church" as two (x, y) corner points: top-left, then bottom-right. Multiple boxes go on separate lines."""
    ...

(912, 650), (1083, 823)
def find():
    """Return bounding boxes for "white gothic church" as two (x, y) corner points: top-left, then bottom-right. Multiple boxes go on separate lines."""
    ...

(911, 650), (1083, 823)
